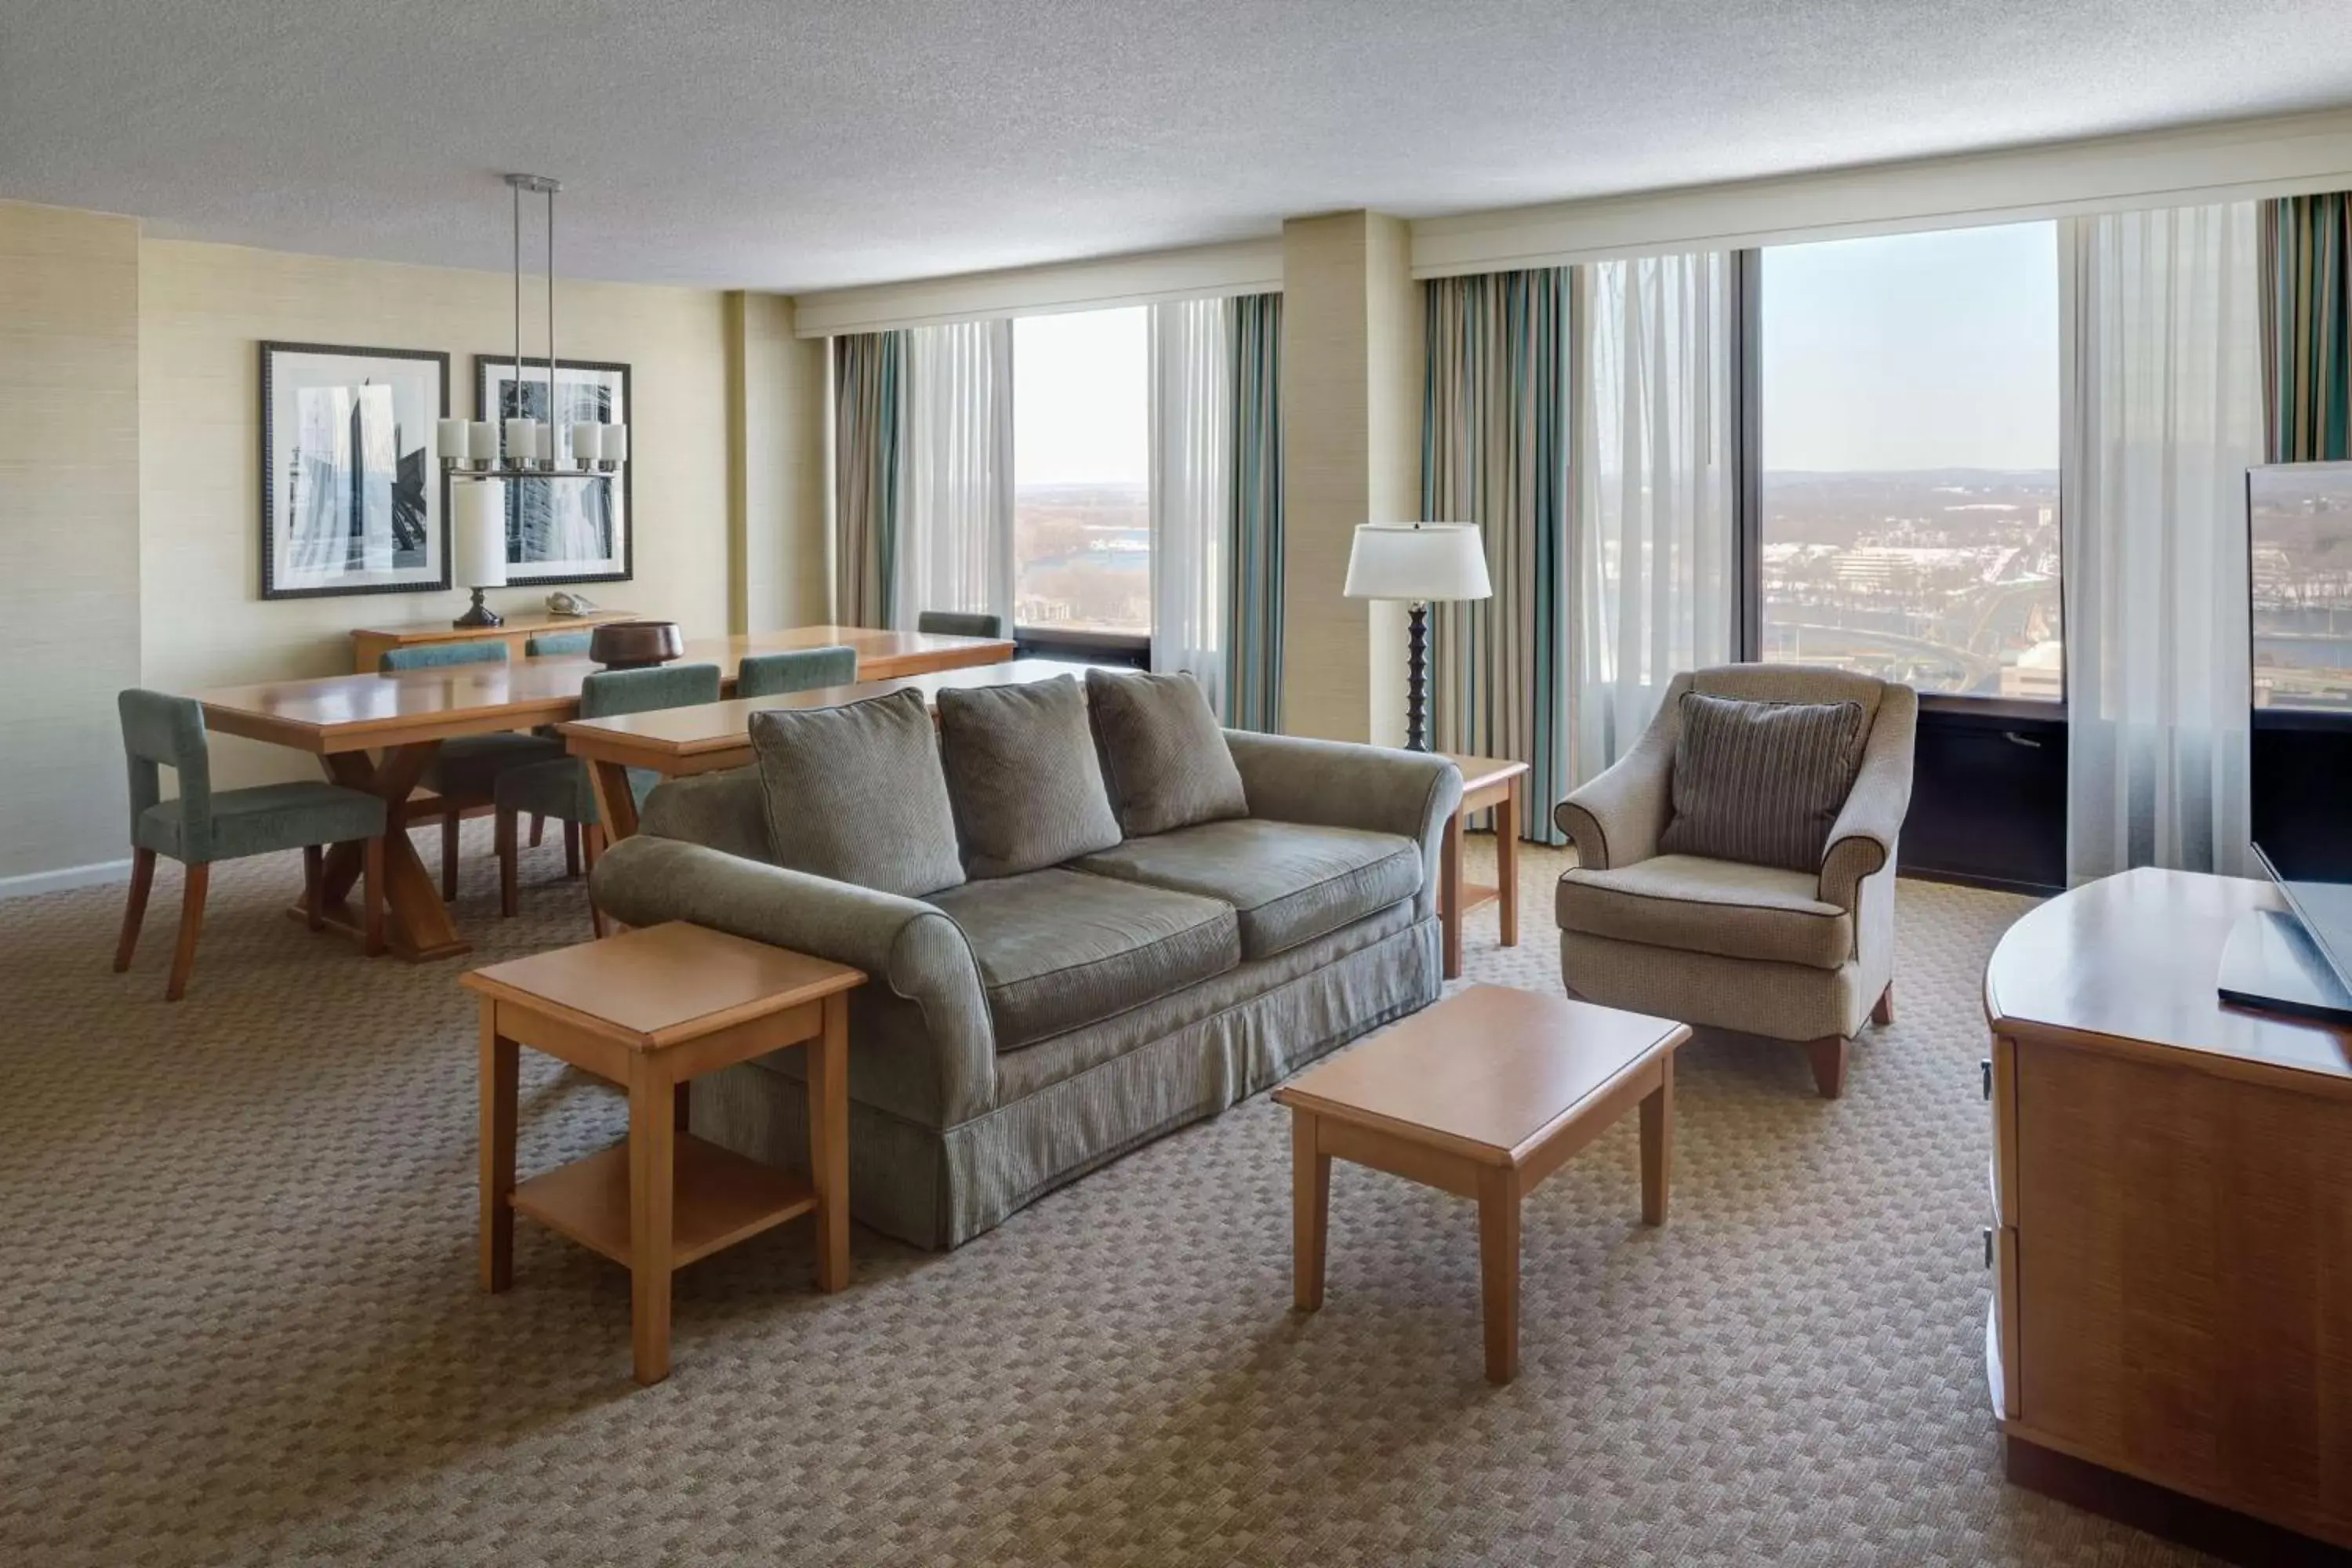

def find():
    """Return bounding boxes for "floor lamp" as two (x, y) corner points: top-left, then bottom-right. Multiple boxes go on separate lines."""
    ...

(1343, 522), (1494, 752)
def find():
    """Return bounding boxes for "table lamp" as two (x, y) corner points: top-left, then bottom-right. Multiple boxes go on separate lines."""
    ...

(1343, 522), (1493, 752)
(453, 479), (510, 628)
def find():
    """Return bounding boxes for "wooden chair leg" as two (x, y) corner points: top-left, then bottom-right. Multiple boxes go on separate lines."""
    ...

(441, 812), (461, 902)
(495, 808), (520, 919)
(530, 813), (546, 848)
(583, 825), (607, 938)
(1871, 984), (1895, 1027)
(303, 844), (325, 931)
(114, 848), (155, 972)
(564, 821), (582, 878)
(362, 835), (387, 956)
(165, 862), (209, 1002)
(1806, 1035), (1849, 1100)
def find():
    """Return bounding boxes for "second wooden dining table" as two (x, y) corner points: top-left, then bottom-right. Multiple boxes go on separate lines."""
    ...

(190, 625), (1014, 961)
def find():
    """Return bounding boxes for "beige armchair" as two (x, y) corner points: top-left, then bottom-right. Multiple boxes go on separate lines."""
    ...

(1552, 665), (1918, 1098)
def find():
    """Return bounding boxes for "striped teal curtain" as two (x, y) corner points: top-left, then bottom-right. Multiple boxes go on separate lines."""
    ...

(2262, 193), (2352, 461)
(1225, 292), (1284, 731)
(1421, 269), (1570, 843)
(833, 330), (907, 628)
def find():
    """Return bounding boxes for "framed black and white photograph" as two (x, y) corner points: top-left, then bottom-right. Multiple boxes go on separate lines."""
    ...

(259, 342), (450, 599)
(476, 354), (633, 584)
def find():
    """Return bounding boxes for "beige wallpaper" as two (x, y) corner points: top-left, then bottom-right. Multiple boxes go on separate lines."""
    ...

(137, 238), (740, 789)
(0, 201), (142, 882)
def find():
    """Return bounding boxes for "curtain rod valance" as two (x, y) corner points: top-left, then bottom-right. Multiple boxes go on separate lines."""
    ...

(792, 239), (1282, 339)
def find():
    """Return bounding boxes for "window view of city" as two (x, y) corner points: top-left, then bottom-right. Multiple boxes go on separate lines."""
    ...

(1762, 223), (2063, 699)
(1012, 308), (1149, 636)
(2250, 463), (2352, 712)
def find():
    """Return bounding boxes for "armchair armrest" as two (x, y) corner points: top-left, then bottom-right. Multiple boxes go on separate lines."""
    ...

(590, 836), (997, 1125)
(1817, 685), (1918, 911)
(1552, 729), (1675, 872)
(1224, 730), (1461, 919)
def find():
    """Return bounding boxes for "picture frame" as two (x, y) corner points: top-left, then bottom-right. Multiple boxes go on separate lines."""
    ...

(259, 341), (451, 600)
(474, 354), (633, 584)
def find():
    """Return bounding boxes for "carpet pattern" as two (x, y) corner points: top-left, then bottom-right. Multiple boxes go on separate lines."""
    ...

(0, 829), (2209, 1566)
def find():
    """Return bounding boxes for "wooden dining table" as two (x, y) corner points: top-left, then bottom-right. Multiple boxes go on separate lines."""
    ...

(190, 625), (1014, 961)
(558, 659), (1112, 844)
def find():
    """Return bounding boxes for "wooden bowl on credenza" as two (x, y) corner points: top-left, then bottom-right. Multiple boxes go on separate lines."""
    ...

(588, 619), (684, 670)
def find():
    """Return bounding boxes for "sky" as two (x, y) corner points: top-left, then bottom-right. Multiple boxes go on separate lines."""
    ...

(1014, 306), (1148, 485)
(1762, 220), (2060, 473)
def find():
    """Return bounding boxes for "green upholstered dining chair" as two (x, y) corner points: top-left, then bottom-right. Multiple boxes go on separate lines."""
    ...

(378, 640), (566, 898)
(115, 689), (389, 1000)
(737, 644), (857, 699)
(916, 610), (1005, 641)
(523, 630), (593, 658)
(492, 662), (723, 930)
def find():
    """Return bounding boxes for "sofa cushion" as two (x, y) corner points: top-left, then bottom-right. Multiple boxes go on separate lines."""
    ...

(1073, 818), (1420, 960)
(1657, 691), (1867, 873)
(1555, 854), (1853, 970)
(749, 688), (966, 898)
(924, 868), (1240, 1049)
(936, 675), (1123, 878)
(1084, 668), (1248, 837)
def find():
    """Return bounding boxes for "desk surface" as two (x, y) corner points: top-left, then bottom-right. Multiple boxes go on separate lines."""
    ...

(1983, 866), (2352, 1084)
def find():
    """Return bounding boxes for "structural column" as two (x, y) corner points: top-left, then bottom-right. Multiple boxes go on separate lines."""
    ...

(1278, 212), (1421, 744)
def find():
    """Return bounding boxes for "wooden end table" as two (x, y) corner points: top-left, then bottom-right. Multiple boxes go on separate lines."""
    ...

(1438, 753), (1531, 980)
(462, 921), (866, 1385)
(1274, 983), (1688, 1385)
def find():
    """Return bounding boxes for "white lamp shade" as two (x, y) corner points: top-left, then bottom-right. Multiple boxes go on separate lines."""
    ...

(602, 423), (629, 462)
(1342, 523), (1493, 602)
(569, 421), (604, 463)
(456, 481), (509, 590)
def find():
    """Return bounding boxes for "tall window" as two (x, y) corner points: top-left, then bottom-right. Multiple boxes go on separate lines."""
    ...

(1012, 308), (1149, 637)
(1760, 222), (2062, 699)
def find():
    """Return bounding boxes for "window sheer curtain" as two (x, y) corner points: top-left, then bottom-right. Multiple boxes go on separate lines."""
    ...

(2063, 203), (2263, 882)
(1149, 297), (1234, 714)
(895, 319), (1014, 633)
(1570, 252), (1735, 785)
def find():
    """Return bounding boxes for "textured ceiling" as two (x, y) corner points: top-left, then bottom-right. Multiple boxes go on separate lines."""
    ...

(4, 0), (2350, 292)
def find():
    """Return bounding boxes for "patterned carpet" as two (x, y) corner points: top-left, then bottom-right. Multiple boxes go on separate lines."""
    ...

(0, 829), (2209, 1566)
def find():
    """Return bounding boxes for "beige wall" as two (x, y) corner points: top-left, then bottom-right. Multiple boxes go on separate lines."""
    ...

(0, 201), (142, 881)
(728, 292), (831, 633)
(1278, 212), (1420, 743)
(136, 238), (746, 789)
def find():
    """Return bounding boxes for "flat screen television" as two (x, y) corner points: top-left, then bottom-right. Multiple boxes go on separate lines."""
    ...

(2223, 462), (2352, 1022)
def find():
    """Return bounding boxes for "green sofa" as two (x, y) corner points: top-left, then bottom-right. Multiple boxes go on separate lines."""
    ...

(588, 730), (1460, 1249)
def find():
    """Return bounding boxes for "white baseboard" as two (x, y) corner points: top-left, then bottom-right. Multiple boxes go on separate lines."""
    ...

(0, 857), (134, 901)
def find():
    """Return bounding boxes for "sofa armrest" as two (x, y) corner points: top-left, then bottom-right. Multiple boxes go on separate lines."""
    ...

(590, 835), (997, 1124)
(1817, 684), (1919, 912)
(1552, 740), (1675, 872)
(1225, 730), (1462, 919)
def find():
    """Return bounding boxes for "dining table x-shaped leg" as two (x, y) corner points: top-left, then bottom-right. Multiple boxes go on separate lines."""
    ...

(308, 741), (470, 962)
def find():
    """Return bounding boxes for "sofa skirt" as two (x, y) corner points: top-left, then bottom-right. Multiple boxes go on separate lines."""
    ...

(692, 914), (1441, 1249)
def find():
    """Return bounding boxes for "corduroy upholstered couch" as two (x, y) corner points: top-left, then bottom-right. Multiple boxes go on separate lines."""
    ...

(590, 726), (1461, 1249)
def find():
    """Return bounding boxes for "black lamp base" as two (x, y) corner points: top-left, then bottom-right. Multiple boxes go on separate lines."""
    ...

(452, 588), (504, 629)
(1405, 602), (1430, 753)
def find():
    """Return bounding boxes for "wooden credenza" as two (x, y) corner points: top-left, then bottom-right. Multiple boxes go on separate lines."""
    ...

(348, 610), (637, 673)
(1984, 868), (2352, 1555)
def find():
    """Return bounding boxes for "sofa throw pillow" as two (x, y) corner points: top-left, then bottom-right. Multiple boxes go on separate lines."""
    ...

(936, 675), (1123, 877)
(1083, 669), (1250, 837)
(1657, 691), (1868, 873)
(749, 687), (966, 898)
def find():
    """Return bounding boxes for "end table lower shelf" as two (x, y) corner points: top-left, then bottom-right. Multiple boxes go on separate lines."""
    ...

(512, 1135), (820, 1272)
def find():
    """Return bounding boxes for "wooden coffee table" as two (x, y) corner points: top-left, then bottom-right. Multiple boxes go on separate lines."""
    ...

(1438, 753), (1531, 979)
(463, 921), (865, 1385)
(1275, 984), (1689, 1385)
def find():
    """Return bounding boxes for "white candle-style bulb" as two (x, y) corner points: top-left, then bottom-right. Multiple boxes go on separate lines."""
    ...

(570, 422), (604, 465)
(456, 481), (509, 589)
(503, 417), (539, 461)
(468, 420), (499, 460)
(603, 423), (629, 462)
(436, 419), (468, 460)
